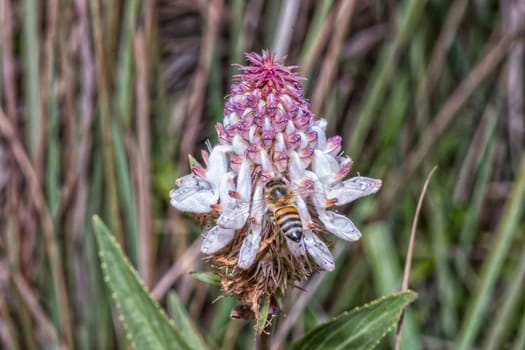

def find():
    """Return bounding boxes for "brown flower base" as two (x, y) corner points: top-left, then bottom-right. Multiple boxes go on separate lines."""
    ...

(206, 216), (331, 322)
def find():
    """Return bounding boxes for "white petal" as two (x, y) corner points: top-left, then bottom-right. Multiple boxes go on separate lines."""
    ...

(232, 134), (248, 155)
(294, 193), (312, 228)
(298, 132), (308, 149)
(236, 159), (252, 200)
(312, 119), (327, 149)
(206, 145), (232, 188)
(169, 179), (218, 213)
(242, 107), (254, 118)
(318, 210), (361, 241)
(219, 172), (236, 204)
(303, 230), (334, 271)
(229, 110), (241, 123)
(274, 132), (286, 152)
(285, 120), (296, 134)
(250, 181), (266, 224)
(308, 171), (330, 209)
(215, 172), (250, 229)
(288, 151), (306, 182)
(237, 224), (262, 269)
(175, 174), (200, 187)
(260, 149), (275, 176)
(327, 177), (382, 205)
(312, 150), (339, 184)
(201, 226), (235, 254)
(249, 125), (259, 144)
(263, 116), (272, 131)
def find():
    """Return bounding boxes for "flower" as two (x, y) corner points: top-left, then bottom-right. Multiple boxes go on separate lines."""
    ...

(170, 50), (381, 321)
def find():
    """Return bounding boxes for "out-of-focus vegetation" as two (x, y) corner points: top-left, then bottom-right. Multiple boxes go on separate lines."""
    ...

(0, 1), (524, 349)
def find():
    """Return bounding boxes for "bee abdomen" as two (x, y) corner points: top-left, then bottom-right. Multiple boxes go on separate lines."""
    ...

(274, 206), (303, 242)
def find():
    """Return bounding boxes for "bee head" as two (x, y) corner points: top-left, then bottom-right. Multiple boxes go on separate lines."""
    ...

(263, 177), (290, 204)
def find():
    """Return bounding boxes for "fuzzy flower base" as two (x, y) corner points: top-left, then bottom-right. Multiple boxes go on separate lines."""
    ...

(170, 51), (381, 322)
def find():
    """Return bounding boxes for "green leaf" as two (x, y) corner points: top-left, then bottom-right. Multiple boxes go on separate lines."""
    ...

(290, 290), (417, 350)
(166, 292), (208, 350)
(256, 296), (270, 334)
(190, 272), (222, 286)
(92, 216), (195, 350)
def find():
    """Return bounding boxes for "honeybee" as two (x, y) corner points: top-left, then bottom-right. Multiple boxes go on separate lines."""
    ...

(203, 175), (336, 270)
(263, 177), (304, 242)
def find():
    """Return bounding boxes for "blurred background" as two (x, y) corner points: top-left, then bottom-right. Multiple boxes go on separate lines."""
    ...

(1, 0), (525, 349)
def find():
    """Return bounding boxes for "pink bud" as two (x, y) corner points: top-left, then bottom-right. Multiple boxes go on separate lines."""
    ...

(306, 131), (318, 147)
(216, 123), (230, 144)
(273, 151), (289, 172)
(229, 154), (244, 172)
(286, 133), (301, 149)
(325, 136), (342, 155)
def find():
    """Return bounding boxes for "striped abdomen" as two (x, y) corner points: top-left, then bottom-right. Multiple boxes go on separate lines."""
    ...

(274, 205), (303, 242)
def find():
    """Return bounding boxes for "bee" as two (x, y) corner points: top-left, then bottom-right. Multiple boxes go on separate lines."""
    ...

(263, 177), (304, 242)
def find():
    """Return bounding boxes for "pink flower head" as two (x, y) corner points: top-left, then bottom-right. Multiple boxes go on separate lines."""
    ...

(170, 50), (381, 320)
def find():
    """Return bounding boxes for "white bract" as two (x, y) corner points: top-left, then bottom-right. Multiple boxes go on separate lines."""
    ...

(326, 176), (383, 205)
(238, 224), (262, 269)
(201, 226), (235, 254)
(303, 230), (335, 271)
(169, 178), (218, 213)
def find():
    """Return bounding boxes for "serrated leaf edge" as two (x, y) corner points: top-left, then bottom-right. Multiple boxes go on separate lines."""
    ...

(93, 216), (192, 350)
(339, 290), (417, 350)
(293, 290), (417, 350)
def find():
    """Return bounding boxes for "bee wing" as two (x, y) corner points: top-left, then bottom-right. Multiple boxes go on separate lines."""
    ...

(201, 226), (235, 254)
(303, 230), (335, 271)
(237, 224), (262, 269)
(319, 209), (361, 241)
(217, 201), (250, 229)
(327, 176), (382, 205)
(286, 238), (306, 257)
(169, 180), (218, 213)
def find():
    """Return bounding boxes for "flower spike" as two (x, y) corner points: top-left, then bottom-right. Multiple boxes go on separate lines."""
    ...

(169, 50), (381, 324)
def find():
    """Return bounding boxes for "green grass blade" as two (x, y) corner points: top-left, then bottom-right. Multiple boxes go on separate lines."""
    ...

(92, 216), (196, 350)
(426, 192), (458, 337)
(456, 154), (525, 350)
(290, 291), (417, 350)
(46, 75), (60, 219)
(22, 0), (41, 159)
(209, 297), (236, 344)
(482, 230), (525, 349)
(347, 0), (425, 156)
(512, 308), (525, 350)
(299, 0), (334, 86)
(456, 106), (499, 277)
(111, 119), (139, 265)
(362, 222), (421, 349)
(229, 0), (245, 74)
(115, 0), (141, 128)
